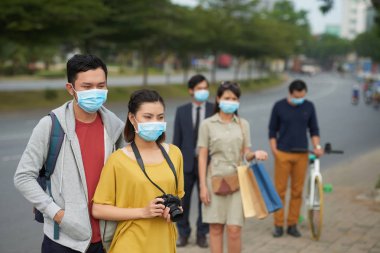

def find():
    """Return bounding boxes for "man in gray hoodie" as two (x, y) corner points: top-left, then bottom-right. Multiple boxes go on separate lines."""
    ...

(14, 54), (124, 253)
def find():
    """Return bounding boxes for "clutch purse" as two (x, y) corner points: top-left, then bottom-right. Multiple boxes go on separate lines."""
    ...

(211, 173), (240, 195)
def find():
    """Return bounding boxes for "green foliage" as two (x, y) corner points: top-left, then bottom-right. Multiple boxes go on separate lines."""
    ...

(354, 28), (380, 63)
(0, 0), (108, 44)
(305, 34), (352, 69)
(0, 0), (312, 77)
(44, 88), (58, 100)
(319, 0), (334, 14)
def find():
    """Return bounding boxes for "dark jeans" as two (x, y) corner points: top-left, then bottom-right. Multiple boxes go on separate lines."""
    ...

(176, 159), (209, 238)
(42, 235), (104, 253)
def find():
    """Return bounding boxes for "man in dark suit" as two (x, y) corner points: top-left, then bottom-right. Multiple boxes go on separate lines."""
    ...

(173, 74), (214, 248)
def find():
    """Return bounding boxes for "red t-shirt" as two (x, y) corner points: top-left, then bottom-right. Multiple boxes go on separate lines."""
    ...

(75, 114), (104, 243)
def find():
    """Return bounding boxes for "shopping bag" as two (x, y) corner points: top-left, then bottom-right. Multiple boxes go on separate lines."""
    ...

(250, 162), (282, 213)
(237, 165), (268, 219)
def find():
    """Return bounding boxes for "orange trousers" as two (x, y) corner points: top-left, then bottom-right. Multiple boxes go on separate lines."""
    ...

(273, 150), (309, 227)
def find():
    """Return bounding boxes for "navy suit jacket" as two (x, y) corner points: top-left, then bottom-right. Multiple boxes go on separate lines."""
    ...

(173, 102), (214, 173)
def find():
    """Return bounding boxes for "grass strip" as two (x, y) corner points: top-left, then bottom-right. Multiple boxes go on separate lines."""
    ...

(0, 75), (283, 112)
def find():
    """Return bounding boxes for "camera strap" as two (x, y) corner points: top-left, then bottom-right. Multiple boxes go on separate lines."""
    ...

(131, 141), (178, 195)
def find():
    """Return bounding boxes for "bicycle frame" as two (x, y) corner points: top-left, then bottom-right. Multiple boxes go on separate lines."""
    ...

(305, 156), (322, 210)
(298, 143), (343, 240)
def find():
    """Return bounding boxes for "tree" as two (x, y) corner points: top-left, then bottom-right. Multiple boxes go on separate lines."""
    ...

(97, 0), (178, 86)
(305, 34), (352, 69)
(319, 0), (334, 14)
(354, 28), (380, 63)
(0, 0), (108, 74)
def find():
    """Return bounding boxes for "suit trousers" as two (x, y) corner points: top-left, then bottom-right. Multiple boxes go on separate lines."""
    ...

(273, 151), (309, 227)
(177, 158), (209, 238)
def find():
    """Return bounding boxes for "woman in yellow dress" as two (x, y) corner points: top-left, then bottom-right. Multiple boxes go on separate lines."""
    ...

(92, 89), (184, 253)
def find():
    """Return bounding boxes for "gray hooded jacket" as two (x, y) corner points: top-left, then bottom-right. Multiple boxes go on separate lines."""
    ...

(14, 101), (125, 252)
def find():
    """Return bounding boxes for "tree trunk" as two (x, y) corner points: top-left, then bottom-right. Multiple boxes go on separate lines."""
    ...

(142, 53), (149, 86)
(234, 62), (240, 81)
(181, 54), (190, 84)
(234, 57), (244, 81)
(183, 67), (189, 85)
(44, 61), (50, 71)
(83, 39), (92, 54)
(211, 51), (218, 85)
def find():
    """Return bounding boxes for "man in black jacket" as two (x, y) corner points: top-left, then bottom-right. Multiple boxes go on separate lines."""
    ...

(173, 74), (213, 248)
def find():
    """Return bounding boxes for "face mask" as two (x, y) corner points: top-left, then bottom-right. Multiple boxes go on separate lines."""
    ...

(291, 97), (305, 105)
(194, 90), (209, 102)
(72, 87), (108, 113)
(135, 120), (167, 142)
(219, 100), (239, 114)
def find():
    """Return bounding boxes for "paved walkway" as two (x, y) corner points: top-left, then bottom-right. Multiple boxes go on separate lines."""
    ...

(178, 149), (380, 253)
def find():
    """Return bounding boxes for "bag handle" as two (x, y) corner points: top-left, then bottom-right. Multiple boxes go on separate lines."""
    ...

(237, 117), (246, 165)
(131, 141), (178, 196)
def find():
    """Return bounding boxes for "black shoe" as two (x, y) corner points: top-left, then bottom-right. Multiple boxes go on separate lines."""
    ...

(287, 225), (301, 237)
(272, 226), (284, 237)
(176, 236), (188, 247)
(196, 235), (208, 248)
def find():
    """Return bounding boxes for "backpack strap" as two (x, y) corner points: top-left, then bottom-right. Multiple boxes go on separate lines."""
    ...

(45, 112), (64, 240)
(45, 112), (65, 194)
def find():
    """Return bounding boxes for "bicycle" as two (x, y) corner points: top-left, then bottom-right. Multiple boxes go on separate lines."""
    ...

(294, 143), (343, 241)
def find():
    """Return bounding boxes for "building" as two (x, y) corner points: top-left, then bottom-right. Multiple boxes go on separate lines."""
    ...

(325, 24), (341, 37)
(341, 0), (375, 39)
(257, 0), (282, 10)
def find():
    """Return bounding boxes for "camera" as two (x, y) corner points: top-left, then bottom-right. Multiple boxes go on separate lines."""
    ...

(157, 194), (183, 222)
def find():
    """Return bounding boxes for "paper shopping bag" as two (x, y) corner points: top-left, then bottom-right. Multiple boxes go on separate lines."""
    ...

(237, 165), (268, 219)
(250, 163), (283, 213)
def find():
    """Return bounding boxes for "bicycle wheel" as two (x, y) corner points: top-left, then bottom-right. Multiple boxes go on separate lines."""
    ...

(307, 176), (324, 240)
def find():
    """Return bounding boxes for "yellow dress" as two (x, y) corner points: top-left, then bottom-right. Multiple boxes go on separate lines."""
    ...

(93, 144), (184, 253)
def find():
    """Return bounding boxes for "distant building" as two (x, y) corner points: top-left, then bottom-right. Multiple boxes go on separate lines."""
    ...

(341, 0), (375, 40)
(325, 24), (341, 37)
(256, 0), (282, 10)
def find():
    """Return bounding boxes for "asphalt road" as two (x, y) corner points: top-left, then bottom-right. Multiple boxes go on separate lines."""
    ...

(0, 72), (379, 252)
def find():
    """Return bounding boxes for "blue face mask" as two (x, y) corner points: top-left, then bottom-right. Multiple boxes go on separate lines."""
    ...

(219, 100), (239, 114)
(291, 98), (305, 105)
(136, 121), (167, 142)
(74, 88), (108, 113)
(194, 90), (209, 102)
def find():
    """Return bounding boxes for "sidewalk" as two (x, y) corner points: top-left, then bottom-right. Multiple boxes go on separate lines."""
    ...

(178, 149), (380, 253)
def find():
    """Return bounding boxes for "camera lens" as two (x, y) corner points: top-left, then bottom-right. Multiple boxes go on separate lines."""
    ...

(169, 207), (183, 222)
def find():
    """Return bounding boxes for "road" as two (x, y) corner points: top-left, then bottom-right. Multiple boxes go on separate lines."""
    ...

(0, 72), (379, 252)
(0, 69), (261, 91)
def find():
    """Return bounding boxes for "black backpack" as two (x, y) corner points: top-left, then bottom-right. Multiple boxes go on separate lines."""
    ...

(34, 112), (64, 228)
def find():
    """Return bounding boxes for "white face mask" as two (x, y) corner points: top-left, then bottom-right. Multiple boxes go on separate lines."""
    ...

(219, 100), (239, 114)
(134, 117), (167, 142)
(71, 85), (108, 113)
(194, 90), (209, 102)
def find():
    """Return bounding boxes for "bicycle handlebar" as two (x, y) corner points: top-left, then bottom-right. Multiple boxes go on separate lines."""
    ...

(324, 143), (344, 154)
(290, 143), (344, 155)
(326, 150), (344, 154)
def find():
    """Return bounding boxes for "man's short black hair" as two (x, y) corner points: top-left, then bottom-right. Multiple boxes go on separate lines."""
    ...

(66, 54), (108, 86)
(289, 79), (308, 93)
(188, 74), (208, 89)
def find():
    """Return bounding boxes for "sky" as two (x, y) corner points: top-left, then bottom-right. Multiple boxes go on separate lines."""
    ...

(171, 0), (342, 34)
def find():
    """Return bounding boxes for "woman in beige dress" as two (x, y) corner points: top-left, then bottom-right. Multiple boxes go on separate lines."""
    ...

(197, 81), (268, 253)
